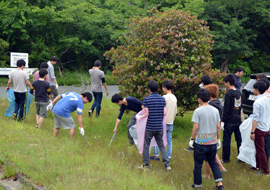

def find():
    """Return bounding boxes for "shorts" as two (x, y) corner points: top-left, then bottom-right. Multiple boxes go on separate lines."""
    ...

(53, 113), (76, 129)
(35, 102), (48, 118)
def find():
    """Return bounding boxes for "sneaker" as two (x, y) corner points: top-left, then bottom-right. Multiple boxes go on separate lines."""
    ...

(215, 185), (224, 190)
(191, 184), (201, 189)
(128, 141), (134, 145)
(220, 159), (230, 163)
(17, 117), (23, 122)
(220, 169), (227, 174)
(166, 166), (171, 171)
(150, 156), (160, 161)
(36, 124), (39, 128)
(255, 171), (270, 176)
(137, 164), (149, 170)
(12, 113), (17, 120)
(248, 166), (259, 171)
(88, 110), (93, 117)
(184, 147), (194, 151)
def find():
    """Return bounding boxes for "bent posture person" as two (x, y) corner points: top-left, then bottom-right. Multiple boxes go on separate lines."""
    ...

(47, 92), (92, 139)
(111, 94), (144, 145)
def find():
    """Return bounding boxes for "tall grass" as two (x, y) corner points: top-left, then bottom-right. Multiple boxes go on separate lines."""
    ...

(0, 98), (269, 189)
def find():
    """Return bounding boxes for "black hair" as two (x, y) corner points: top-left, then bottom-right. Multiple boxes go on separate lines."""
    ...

(39, 68), (48, 78)
(17, 59), (26, 67)
(94, 60), (102, 67)
(162, 80), (173, 90)
(50, 56), (58, 62)
(259, 78), (270, 90)
(235, 67), (245, 73)
(201, 75), (211, 85)
(81, 92), (92, 102)
(111, 94), (123, 103)
(197, 89), (210, 102)
(147, 80), (158, 93)
(253, 81), (268, 94)
(223, 74), (236, 86)
(256, 73), (267, 80)
(40, 62), (48, 69)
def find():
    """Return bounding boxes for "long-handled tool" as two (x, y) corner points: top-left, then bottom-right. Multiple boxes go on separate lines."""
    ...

(83, 135), (90, 146)
(109, 133), (116, 147)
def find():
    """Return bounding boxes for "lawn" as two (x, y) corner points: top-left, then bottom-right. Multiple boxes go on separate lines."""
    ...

(0, 98), (269, 189)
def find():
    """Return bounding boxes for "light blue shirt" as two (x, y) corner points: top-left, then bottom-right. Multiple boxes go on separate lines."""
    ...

(253, 94), (270, 132)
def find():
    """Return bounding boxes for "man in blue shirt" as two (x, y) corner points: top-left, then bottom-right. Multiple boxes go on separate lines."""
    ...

(234, 67), (245, 90)
(111, 94), (144, 144)
(47, 92), (92, 139)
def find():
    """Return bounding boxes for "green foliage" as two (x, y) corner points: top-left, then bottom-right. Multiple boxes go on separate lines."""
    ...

(0, 38), (9, 68)
(249, 51), (270, 73)
(105, 9), (225, 115)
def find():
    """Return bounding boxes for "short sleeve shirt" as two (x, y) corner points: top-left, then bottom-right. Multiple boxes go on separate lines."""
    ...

(31, 80), (51, 102)
(53, 92), (84, 118)
(192, 106), (220, 145)
(117, 97), (143, 120)
(9, 69), (29, 92)
(143, 93), (166, 131)
(89, 69), (105, 92)
(33, 71), (49, 82)
(47, 61), (56, 86)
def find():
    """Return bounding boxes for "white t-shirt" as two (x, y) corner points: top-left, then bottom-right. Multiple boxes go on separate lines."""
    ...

(163, 93), (177, 124)
(9, 69), (29, 92)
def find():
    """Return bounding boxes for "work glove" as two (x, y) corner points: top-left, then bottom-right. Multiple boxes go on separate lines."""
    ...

(47, 103), (53, 111)
(217, 139), (221, 149)
(79, 127), (85, 136)
(55, 84), (59, 89)
(189, 138), (194, 148)
(49, 100), (52, 104)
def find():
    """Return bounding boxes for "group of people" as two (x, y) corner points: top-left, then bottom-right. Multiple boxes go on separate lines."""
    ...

(5, 59), (270, 190)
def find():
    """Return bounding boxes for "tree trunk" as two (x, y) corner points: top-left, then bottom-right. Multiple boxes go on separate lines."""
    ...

(220, 52), (230, 73)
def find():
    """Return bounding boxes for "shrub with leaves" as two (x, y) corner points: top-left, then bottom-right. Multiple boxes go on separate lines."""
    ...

(105, 9), (225, 116)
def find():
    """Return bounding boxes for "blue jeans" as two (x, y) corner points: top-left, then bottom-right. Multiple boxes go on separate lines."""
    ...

(90, 92), (103, 117)
(193, 143), (223, 188)
(14, 92), (26, 118)
(153, 124), (173, 158)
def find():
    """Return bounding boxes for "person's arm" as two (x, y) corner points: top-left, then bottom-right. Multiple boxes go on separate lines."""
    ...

(164, 107), (167, 116)
(113, 108), (125, 133)
(25, 79), (32, 88)
(217, 121), (221, 139)
(250, 120), (257, 140)
(102, 82), (109, 96)
(30, 85), (34, 95)
(54, 79), (58, 86)
(6, 78), (12, 91)
(222, 93), (230, 122)
(113, 118), (121, 134)
(250, 101), (260, 140)
(191, 123), (199, 139)
(51, 95), (61, 105)
(48, 94), (52, 101)
(77, 114), (83, 128)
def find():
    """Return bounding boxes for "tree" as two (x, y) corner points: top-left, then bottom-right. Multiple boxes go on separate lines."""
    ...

(105, 9), (224, 116)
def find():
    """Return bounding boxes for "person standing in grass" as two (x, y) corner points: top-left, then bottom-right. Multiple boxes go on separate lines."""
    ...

(189, 89), (224, 190)
(221, 74), (242, 163)
(151, 80), (177, 160)
(250, 81), (270, 175)
(47, 56), (59, 100)
(138, 80), (171, 171)
(30, 69), (52, 128)
(6, 59), (32, 122)
(47, 92), (92, 139)
(88, 60), (109, 117)
(111, 94), (144, 145)
(33, 62), (49, 82)
(185, 75), (212, 152)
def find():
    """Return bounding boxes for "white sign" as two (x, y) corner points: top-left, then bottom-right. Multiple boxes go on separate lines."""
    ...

(10, 52), (29, 68)
(248, 94), (256, 101)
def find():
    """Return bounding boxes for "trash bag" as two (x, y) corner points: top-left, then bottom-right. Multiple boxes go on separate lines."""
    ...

(5, 89), (34, 117)
(237, 115), (256, 168)
(129, 124), (139, 149)
(136, 108), (167, 155)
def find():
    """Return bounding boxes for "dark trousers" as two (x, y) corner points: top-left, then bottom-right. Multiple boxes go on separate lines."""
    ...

(143, 130), (169, 166)
(127, 114), (136, 143)
(14, 92), (26, 118)
(50, 85), (58, 100)
(193, 143), (223, 188)
(91, 92), (103, 117)
(222, 122), (242, 161)
(255, 129), (269, 174)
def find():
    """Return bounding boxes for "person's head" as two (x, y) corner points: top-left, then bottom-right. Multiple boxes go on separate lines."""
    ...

(81, 92), (93, 103)
(204, 84), (219, 100)
(17, 59), (26, 68)
(94, 60), (102, 68)
(40, 62), (48, 69)
(162, 80), (173, 93)
(256, 73), (267, 81)
(50, 56), (58, 65)
(201, 75), (211, 86)
(235, 67), (245, 78)
(223, 74), (235, 88)
(259, 78), (270, 90)
(111, 94), (124, 105)
(39, 68), (48, 78)
(147, 80), (158, 93)
(253, 81), (267, 95)
(197, 89), (210, 104)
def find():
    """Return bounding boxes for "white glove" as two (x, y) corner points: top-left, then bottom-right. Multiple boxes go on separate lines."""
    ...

(217, 139), (221, 149)
(221, 122), (224, 130)
(189, 138), (194, 148)
(47, 103), (53, 111)
(79, 128), (84, 136)
(49, 100), (52, 104)
(55, 84), (59, 89)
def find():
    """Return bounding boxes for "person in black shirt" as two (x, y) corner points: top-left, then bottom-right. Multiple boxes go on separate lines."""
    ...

(30, 69), (52, 128)
(111, 94), (144, 145)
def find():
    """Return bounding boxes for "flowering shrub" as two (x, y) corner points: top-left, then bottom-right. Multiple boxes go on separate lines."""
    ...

(104, 9), (225, 116)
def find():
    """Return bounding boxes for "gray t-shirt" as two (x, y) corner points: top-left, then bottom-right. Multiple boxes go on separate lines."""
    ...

(9, 69), (29, 92)
(47, 61), (56, 86)
(192, 106), (221, 145)
(89, 69), (105, 92)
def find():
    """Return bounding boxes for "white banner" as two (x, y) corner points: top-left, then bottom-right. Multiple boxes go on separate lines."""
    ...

(10, 52), (29, 67)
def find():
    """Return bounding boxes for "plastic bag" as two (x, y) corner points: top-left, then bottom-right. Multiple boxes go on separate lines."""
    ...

(237, 115), (256, 168)
(136, 109), (167, 154)
(5, 89), (34, 117)
(129, 124), (139, 149)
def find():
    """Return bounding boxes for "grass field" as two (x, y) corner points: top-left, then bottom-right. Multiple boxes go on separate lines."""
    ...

(0, 98), (269, 189)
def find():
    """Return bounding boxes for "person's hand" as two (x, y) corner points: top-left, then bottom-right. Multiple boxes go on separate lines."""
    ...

(106, 90), (109, 96)
(217, 139), (221, 149)
(55, 84), (59, 89)
(189, 138), (194, 148)
(79, 128), (84, 136)
(113, 128), (117, 134)
(49, 100), (52, 104)
(5, 87), (9, 91)
(250, 134), (255, 141)
(47, 103), (53, 111)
